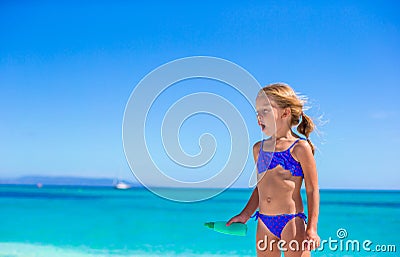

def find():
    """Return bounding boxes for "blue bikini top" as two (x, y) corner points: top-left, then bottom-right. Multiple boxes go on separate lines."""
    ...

(257, 138), (305, 177)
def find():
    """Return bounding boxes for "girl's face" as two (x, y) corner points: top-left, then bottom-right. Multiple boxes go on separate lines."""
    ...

(255, 95), (278, 136)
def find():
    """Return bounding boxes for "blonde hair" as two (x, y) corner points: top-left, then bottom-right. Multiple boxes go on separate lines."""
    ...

(258, 83), (315, 154)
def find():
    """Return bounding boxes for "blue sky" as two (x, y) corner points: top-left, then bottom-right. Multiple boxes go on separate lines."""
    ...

(1, 1), (399, 189)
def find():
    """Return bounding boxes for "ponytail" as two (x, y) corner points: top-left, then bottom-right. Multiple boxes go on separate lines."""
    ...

(297, 112), (315, 155)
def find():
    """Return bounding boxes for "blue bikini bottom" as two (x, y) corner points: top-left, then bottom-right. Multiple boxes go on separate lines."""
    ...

(251, 211), (307, 239)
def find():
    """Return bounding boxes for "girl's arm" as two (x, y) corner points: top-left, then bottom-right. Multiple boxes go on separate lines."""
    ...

(240, 141), (262, 218)
(226, 186), (259, 225)
(226, 142), (261, 225)
(239, 186), (259, 219)
(294, 141), (320, 246)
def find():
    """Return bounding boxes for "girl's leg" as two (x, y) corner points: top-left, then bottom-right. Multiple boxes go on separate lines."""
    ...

(280, 217), (310, 257)
(256, 220), (281, 257)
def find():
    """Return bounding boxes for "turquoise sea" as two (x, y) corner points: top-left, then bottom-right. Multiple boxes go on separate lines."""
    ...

(0, 186), (399, 257)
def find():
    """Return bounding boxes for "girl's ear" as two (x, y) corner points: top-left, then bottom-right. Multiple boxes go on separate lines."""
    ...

(281, 107), (291, 118)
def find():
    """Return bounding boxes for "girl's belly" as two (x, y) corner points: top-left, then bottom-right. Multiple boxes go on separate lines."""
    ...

(257, 166), (304, 214)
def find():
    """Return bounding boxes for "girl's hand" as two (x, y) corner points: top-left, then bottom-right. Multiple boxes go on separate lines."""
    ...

(306, 228), (320, 250)
(226, 212), (250, 226)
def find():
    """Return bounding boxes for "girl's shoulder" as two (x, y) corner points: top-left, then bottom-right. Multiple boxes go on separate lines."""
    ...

(253, 140), (262, 153)
(254, 138), (278, 154)
(292, 138), (313, 159)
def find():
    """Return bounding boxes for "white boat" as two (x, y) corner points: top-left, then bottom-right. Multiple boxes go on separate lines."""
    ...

(114, 181), (131, 190)
(113, 166), (132, 189)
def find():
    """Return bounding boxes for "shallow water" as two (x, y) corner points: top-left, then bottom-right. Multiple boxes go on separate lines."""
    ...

(0, 186), (398, 257)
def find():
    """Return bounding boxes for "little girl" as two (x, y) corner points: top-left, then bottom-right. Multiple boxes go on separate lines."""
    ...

(227, 83), (320, 257)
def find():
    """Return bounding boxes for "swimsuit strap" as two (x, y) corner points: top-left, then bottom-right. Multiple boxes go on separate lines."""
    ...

(287, 139), (301, 151)
(251, 211), (259, 221)
(252, 211), (307, 221)
(294, 212), (308, 224)
(287, 138), (307, 151)
(260, 138), (305, 153)
(259, 139), (266, 155)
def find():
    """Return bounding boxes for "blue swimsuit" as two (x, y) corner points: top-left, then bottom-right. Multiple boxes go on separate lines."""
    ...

(252, 138), (307, 239)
